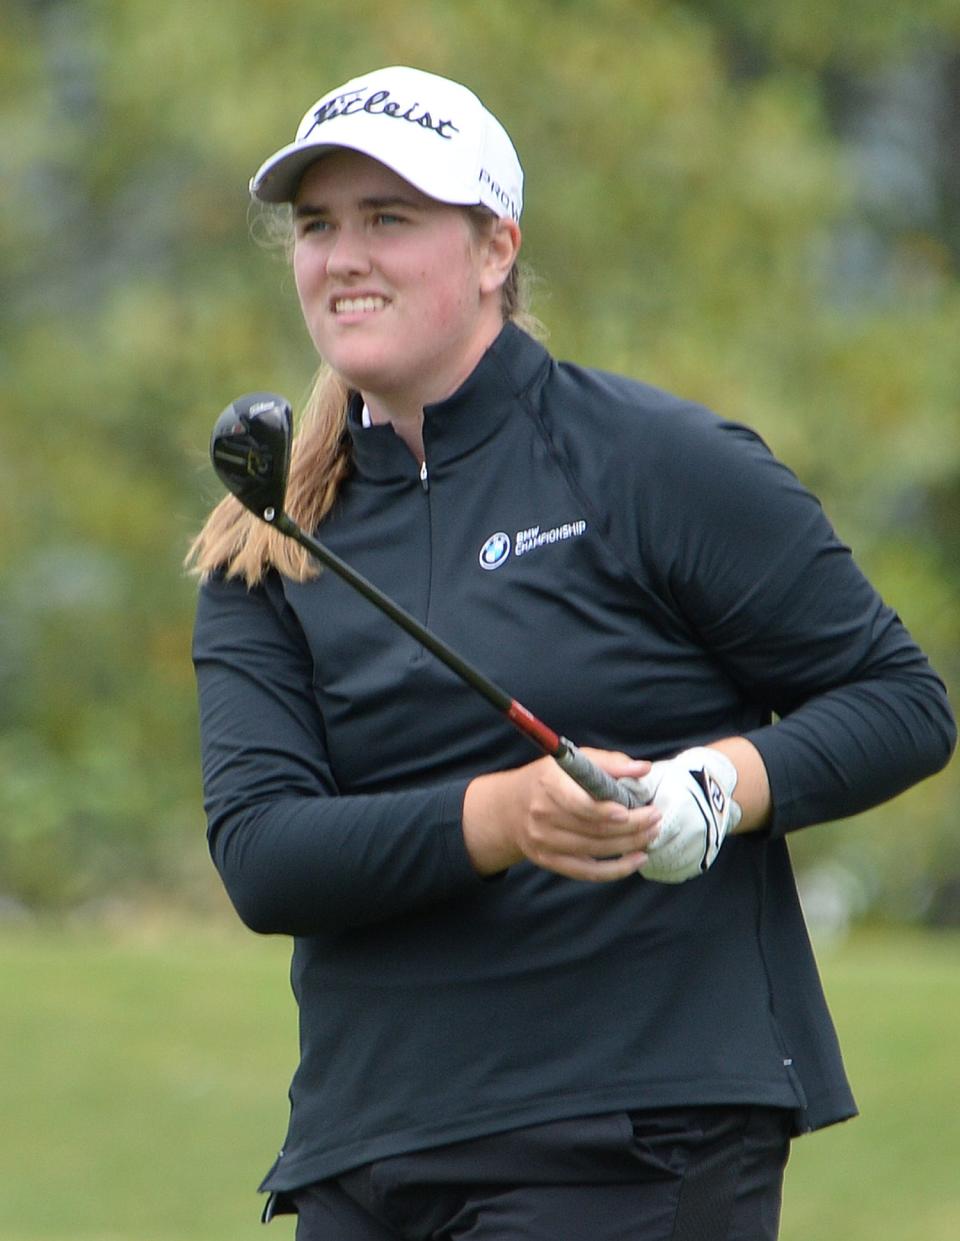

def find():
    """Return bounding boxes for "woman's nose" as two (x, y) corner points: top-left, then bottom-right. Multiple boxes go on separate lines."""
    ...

(325, 225), (372, 276)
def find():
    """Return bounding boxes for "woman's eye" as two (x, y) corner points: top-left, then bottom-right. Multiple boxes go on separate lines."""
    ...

(298, 218), (330, 236)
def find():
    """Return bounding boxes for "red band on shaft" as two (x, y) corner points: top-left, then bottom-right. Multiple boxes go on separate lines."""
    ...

(507, 701), (562, 755)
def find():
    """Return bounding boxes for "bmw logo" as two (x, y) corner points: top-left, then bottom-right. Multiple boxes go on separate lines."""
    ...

(479, 532), (511, 570)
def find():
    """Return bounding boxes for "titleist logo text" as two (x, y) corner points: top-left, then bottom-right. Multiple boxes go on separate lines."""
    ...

(303, 88), (460, 141)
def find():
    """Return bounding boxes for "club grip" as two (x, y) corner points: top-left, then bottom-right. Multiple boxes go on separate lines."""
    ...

(554, 739), (649, 808)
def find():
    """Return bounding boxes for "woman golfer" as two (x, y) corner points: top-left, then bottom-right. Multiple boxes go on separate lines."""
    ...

(188, 65), (955, 1240)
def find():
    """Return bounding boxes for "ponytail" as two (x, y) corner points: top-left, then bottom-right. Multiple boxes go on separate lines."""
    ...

(185, 365), (352, 584)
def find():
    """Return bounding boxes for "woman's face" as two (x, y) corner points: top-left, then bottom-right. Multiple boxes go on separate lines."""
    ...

(292, 150), (513, 409)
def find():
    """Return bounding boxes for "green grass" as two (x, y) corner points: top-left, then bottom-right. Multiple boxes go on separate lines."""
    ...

(1, 917), (958, 1240)
(0, 913), (296, 1241)
(780, 928), (960, 1241)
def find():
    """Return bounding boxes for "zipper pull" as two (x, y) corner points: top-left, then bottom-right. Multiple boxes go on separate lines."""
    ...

(419, 460), (429, 492)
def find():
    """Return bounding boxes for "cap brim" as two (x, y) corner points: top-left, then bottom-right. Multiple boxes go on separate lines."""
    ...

(249, 141), (344, 203)
(250, 137), (484, 208)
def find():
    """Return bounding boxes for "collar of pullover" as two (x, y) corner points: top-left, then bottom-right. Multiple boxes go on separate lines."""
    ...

(346, 322), (549, 482)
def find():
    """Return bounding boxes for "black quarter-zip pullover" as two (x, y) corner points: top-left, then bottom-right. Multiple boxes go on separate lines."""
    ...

(192, 323), (955, 1192)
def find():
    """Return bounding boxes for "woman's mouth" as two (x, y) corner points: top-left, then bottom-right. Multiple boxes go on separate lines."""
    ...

(333, 295), (388, 315)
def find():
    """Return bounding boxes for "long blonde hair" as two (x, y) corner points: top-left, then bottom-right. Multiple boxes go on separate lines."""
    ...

(186, 208), (541, 586)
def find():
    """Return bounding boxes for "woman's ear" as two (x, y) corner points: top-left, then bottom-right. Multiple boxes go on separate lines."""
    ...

(480, 218), (522, 295)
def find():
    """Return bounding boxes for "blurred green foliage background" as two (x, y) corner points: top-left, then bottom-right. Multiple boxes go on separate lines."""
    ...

(1, 0), (958, 925)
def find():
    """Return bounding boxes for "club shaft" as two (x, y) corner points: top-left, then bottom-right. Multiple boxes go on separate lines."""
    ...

(274, 512), (642, 807)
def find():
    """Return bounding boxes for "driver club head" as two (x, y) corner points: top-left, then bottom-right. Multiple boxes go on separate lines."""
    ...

(210, 392), (293, 521)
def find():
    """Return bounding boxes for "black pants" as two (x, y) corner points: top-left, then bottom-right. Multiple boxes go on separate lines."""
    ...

(284, 1105), (792, 1240)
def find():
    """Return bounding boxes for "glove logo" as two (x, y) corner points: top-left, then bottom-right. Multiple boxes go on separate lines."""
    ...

(707, 774), (726, 816)
(479, 532), (511, 570)
(691, 766), (724, 823)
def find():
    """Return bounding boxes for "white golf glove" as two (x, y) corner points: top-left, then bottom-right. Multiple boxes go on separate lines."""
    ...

(622, 747), (741, 884)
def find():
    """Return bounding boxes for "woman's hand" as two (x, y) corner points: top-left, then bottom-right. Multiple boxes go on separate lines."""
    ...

(462, 749), (662, 881)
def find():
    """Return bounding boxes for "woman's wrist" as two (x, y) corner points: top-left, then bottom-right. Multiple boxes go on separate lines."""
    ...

(462, 771), (524, 876)
(707, 736), (772, 834)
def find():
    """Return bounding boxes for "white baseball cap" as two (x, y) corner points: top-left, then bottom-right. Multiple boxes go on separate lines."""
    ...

(249, 65), (523, 221)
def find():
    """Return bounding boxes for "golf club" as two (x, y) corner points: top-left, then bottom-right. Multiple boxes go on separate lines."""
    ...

(210, 392), (645, 808)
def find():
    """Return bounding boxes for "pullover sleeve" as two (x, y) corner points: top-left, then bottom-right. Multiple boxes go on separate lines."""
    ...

(638, 416), (956, 835)
(192, 572), (479, 936)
